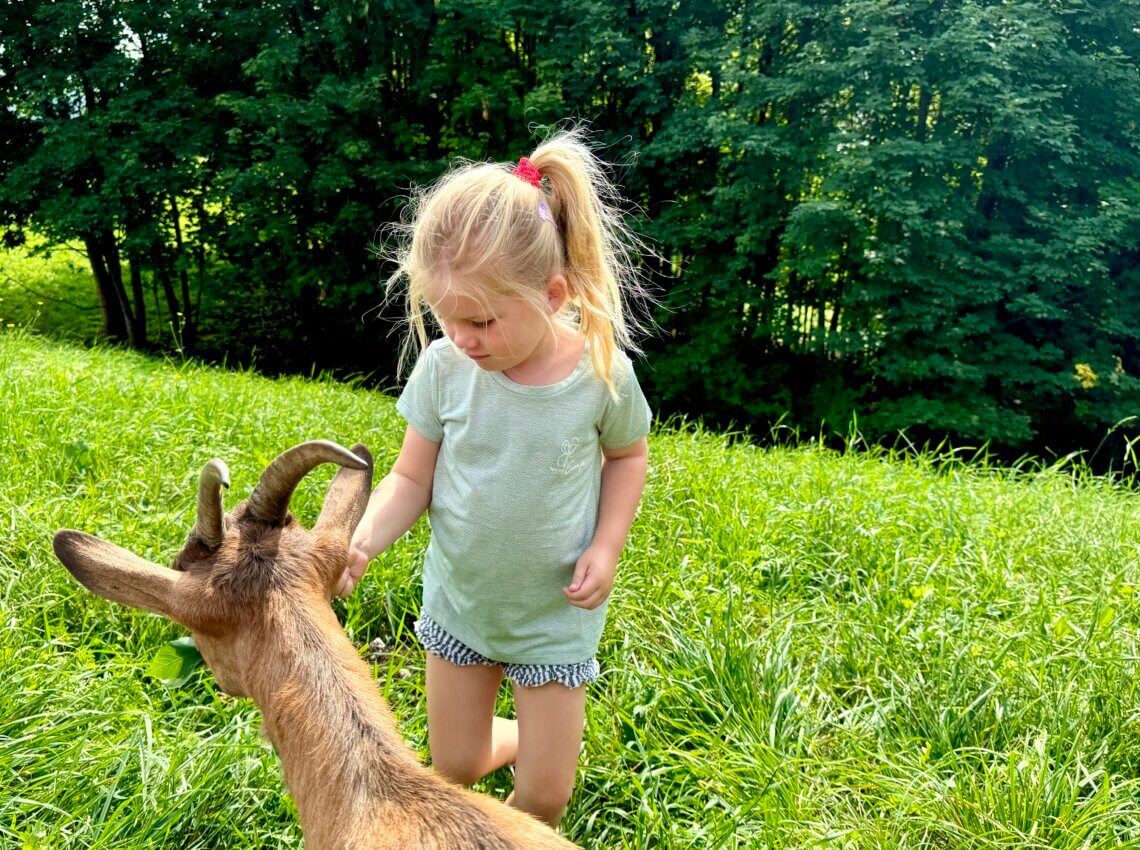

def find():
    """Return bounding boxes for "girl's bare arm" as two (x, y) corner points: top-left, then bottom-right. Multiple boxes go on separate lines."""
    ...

(564, 437), (649, 610)
(336, 425), (440, 596)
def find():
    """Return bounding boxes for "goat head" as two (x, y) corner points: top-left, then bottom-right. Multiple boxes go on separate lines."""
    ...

(53, 439), (373, 695)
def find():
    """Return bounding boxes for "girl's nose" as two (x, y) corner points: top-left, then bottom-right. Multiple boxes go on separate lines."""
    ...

(451, 326), (474, 351)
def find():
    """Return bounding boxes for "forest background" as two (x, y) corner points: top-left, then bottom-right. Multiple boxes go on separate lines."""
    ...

(2, 0), (1138, 466)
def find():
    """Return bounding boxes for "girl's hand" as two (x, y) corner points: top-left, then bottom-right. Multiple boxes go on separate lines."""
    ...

(564, 544), (619, 610)
(336, 542), (371, 597)
(334, 425), (439, 599)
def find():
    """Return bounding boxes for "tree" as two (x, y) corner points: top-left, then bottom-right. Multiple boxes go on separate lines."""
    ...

(811, 0), (1140, 453)
(3, 0), (1137, 460)
(0, 0), (269, 348)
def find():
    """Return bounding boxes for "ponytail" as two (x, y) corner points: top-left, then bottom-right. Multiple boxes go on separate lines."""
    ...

(530, 127), (649, 397)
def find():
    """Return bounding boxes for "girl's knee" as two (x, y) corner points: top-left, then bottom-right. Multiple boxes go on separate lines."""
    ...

(429, 749), (487, 786)
(429, 715), (518, 786)
(511, 782), (574, 827)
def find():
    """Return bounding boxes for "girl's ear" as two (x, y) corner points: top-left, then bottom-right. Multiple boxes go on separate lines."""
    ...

(546, 274), (569, 313)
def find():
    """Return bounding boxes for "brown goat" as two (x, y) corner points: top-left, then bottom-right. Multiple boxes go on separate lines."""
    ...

(53, 440), (580, 850)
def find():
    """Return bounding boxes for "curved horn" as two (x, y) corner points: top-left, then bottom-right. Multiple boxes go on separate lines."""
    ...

(193, 459), (230, 549)
(247, 440), (368, 526)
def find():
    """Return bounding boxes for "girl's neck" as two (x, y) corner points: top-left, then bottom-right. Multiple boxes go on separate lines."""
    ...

(503, 326), (584, 386)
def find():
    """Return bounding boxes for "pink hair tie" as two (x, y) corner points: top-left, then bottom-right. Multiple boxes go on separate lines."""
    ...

(511, 157), (543, 189)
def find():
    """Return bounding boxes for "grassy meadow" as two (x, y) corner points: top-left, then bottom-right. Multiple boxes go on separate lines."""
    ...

(0, 240), (199, 350)
(1, 242), (105, 344)
(3, 326), (1140, 848)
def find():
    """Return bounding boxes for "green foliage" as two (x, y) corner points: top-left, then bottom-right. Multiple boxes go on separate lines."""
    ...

(147, 637), (204, 688)
(0, 240), (103, 340)
(1, 0), (1137, 460)
(4, 332), (1140, 846)
(625, 0), (1140, 462)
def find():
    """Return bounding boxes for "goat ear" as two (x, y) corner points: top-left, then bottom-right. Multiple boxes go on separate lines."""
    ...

(314, 443), (373, 541)
(53, 530), (194, 627)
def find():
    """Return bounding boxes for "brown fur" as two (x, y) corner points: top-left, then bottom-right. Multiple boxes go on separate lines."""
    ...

(53, 443), (580, 850)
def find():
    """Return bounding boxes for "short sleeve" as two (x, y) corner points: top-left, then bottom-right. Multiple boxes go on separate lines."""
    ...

(599, 355), (652, 450)
(395, 344), (444, 442)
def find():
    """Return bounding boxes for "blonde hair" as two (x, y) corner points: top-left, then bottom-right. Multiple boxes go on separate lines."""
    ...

(387, 126), (649, 397)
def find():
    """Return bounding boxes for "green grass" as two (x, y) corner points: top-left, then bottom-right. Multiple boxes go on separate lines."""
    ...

(0, 239), (196, 350)
(0, 241), (106, 344)
(3, 327), (1140, 848)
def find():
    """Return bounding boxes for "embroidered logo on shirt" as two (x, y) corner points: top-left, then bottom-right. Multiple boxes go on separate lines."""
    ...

(552, 438), (586, 476)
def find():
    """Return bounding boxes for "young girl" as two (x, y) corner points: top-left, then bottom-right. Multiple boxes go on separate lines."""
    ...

(337, 128), (652, 829)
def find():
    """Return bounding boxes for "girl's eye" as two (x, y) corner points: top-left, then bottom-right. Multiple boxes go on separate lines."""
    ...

(472, 319), (495, 329)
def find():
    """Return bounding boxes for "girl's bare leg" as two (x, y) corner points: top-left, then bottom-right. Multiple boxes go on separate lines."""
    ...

(425, 654), (518, 784)
(507, 681), (588, 827)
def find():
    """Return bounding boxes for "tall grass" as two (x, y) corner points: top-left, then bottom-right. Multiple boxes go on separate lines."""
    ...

(0, 239), (198, 350)
(0, 242), (104, 344)
(3, 328), (1140, 848)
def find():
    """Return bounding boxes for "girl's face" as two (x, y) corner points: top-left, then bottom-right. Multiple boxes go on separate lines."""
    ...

(429, 276), (567, 375)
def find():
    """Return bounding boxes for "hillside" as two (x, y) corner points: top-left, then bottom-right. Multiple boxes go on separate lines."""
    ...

(2, 330), (1139, 849)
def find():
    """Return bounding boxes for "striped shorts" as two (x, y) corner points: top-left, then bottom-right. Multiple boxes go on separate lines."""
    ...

(414, 615), (600, 689)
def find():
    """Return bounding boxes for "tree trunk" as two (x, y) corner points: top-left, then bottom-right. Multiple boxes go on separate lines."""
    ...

(151, 242), (181, 344)
(98, 231), (138, 347)
(83, 233), (127, 341)
(169, 194), (196, 348)
(128, 250), (148, 347)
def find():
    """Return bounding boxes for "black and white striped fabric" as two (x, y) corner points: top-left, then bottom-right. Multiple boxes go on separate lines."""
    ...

(414, 616), (600, 689)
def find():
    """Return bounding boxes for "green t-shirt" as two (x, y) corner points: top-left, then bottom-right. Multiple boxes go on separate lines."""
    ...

(396, 338), (652, 665)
